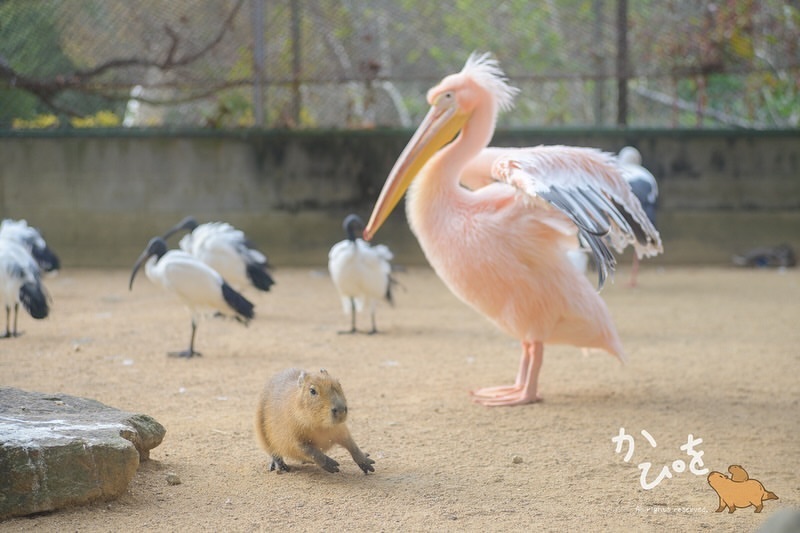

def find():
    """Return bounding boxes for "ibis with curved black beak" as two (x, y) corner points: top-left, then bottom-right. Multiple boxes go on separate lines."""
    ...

(129, 236), (255, 357)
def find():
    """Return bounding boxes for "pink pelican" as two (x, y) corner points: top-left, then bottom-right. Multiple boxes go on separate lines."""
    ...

(363, 53), (662, 406)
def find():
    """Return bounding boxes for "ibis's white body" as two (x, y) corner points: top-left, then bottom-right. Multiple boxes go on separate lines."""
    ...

(0, 238), (38, 311)
(143, 249), (236, 320)
(0, 236), (49, 335)
(0, 218), (59, 272)
(178, 222), (267, 291)
(328, 239), (393, 318)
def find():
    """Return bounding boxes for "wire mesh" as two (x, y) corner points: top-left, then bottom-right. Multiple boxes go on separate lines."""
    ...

(1, 0), (797, 130)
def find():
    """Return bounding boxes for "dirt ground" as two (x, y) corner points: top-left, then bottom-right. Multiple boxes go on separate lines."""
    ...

(1, 264), (797, 532)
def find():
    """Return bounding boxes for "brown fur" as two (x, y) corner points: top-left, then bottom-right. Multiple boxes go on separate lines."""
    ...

(254, 368), (375, 474)
(707, 467), (778, 513)
(728, 464), (749, 483)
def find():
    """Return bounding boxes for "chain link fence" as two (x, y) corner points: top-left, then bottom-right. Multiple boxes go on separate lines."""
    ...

(1, 0), (798, 130)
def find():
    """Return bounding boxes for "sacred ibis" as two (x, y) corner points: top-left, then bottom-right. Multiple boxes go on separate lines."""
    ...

(328, 214), (395, 334)
(129, 236), (255, 357)
(0, 237), (50, 337)
(162, 216), (274, 293)
(0, 219), (60, 272)
(619, 147), (659, 287)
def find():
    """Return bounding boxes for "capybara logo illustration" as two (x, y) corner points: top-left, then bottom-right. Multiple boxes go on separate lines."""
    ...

(707, 465), (778, 513)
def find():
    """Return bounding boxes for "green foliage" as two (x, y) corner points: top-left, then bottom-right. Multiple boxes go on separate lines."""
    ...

(0, 0), (798, 129)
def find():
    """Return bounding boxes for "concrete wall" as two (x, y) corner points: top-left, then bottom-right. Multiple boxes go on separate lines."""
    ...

(1, 129), (798, 268)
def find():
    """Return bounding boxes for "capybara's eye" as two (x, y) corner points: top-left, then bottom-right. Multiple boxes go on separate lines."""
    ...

(309, 386), (318, 396)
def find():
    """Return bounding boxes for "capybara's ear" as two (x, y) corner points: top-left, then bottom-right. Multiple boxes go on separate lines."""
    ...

(297, 371), (307, 388)
(320, 368), (328, 375)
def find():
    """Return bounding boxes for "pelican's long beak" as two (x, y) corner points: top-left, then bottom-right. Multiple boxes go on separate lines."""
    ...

(129, 250), (150, 291)
(363, 101), (467, 241)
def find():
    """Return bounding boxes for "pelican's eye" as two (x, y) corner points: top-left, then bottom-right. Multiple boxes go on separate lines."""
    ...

(434, 91), (455, 107)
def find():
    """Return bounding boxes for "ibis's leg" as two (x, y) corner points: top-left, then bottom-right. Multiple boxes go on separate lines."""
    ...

(338, 298), (357, 334)
(170, 319), (201, 358)
(12, 303), (19, 337)
(368, 307), (378, 335)
(471, 341), (543, 406)
(2, 306), (10, 338)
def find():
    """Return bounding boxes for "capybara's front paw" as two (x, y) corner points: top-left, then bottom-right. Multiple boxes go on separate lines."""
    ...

(357, 453), (376, 474)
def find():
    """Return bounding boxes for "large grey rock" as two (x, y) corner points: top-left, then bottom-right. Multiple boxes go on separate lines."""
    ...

(0, 387), (166, 520)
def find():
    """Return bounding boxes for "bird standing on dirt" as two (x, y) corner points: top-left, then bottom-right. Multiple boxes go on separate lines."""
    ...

(162, 216), (274, 293)
(328, 214), (395, 334)
(0, 237), (49, 338)
(129, 236), (254, 357)
(363, 53), (662, 405)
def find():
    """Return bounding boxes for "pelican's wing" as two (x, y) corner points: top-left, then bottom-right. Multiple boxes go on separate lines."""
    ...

(492, 145), (662, 288)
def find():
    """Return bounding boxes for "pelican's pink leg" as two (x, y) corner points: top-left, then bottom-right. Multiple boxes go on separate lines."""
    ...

(628, 254), (640, 288)
(470, 342), (529, 397)
(471, 341), (543, 406)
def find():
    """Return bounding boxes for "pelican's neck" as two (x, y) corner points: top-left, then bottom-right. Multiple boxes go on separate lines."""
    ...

(438, 104), (496, 185)
(407, 102), (497, 239)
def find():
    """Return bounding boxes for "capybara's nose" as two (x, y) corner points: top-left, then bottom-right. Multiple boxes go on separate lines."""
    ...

(332, 404), (348, 418)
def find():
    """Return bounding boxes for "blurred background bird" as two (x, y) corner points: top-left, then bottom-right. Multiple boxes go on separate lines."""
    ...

(618, 146), (659, 287)
(328, 214), (395, 334)
(0, 218), (60, 273)
(162, 216), (274, 294)
(0, 236), (50, 338)
(363, 53), (661, 406)
(129, 236), (255, 357)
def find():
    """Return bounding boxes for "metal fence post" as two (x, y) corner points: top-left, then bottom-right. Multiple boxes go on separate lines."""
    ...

(252, 0), (266, 127)
(291, 0), (302, 127)
(616, 0), (628, 127)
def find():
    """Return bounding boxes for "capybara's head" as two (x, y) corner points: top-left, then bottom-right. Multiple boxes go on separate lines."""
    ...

(296, 369), (348, 427)
(707, 471), (727, 489)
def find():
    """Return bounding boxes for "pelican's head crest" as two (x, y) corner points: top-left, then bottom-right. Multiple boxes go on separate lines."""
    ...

(461, 52), (519, 112)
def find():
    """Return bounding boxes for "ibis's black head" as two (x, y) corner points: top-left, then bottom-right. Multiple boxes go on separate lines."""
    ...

(343, 214), (364, 242)
(129, 237), (169, 290)
(162, 216), (199, 240)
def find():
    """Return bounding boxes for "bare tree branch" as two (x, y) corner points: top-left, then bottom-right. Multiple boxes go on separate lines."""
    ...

(632, 85), (763, 129)
(0, 0), (245, 116)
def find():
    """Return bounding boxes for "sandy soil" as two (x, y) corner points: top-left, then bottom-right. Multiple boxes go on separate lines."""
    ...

(1, 265), (797, 532)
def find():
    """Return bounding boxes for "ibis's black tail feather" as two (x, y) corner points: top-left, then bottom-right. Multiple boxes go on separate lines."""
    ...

(246, 263), (275, 291)
(32, 246), (60, 272)
(385, 275), (398, 307)
(19, 282), (49, 319)
(222, 282), (255, 321)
